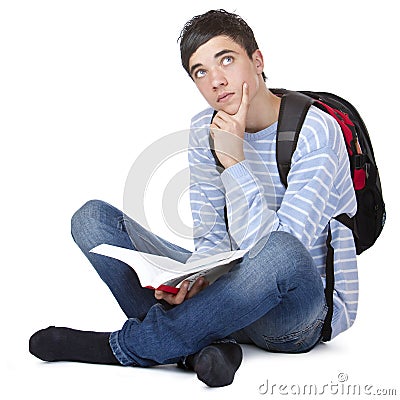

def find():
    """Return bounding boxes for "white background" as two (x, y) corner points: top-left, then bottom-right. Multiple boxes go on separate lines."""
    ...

(1, 0), (399, 398)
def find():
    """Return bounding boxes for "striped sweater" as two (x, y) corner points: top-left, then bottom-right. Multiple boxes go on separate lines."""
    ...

(187, 105), (358, 339)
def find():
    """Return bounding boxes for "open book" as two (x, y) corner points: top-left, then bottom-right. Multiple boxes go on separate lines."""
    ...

(90, 244), (247, 294)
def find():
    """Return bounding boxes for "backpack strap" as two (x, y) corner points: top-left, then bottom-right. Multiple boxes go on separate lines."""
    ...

(321, 223), (334, 341)
(208, 110), (225, 173)
(335, 213), (355, 232)
(276, 91), (314, 187)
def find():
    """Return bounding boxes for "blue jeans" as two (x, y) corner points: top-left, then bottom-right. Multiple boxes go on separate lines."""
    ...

(71, 200), (327, 367)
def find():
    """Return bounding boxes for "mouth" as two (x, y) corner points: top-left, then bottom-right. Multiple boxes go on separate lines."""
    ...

(217, 92), (234, 103)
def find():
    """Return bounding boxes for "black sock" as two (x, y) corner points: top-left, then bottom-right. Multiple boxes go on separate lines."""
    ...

(29, 326), (120, 365)
(184, 341), (243, 387)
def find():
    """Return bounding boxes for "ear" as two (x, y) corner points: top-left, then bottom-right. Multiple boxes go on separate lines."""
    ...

(252, 49), (264, 76)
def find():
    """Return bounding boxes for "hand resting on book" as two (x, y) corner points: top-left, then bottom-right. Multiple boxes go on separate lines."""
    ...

(154, 276), (210, 305)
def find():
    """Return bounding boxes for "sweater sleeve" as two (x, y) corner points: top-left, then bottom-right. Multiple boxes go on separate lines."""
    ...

(186, 112), (233, 260)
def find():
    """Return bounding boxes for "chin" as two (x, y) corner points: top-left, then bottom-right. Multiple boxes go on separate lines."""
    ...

(216, 102), (240, 115)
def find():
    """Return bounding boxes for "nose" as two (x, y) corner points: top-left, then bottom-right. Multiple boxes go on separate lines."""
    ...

(210, 67), (227, 89)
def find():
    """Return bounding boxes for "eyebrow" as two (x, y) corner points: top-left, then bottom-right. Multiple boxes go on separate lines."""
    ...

(190, 49), (239, 77)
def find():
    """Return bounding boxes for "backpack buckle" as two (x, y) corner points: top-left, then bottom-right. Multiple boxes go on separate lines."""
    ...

(353, 154), (368, 170)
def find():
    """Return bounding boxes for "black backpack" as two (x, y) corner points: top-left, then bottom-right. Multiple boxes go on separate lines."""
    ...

(209, 89), (386, 341)
(272, 89), (386, 255)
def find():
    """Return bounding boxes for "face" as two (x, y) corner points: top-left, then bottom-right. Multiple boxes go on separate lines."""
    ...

(188, 35), (264, 114)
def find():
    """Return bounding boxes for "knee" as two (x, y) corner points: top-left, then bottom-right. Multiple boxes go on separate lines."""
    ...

(251, 231), (309, 260)
(247, 231), (314, 277)
(70, 199), (108, 244)
(267, 231), (310, 260)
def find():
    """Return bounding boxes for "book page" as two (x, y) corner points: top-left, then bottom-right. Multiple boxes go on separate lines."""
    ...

(90, 244), (247, 290)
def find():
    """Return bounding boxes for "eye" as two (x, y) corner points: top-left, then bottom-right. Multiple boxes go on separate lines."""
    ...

(195, 69), (206, 79)
(222, 56), (233, 66)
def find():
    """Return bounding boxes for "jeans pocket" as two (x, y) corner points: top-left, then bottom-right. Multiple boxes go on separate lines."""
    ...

(263, 305), (328, 354)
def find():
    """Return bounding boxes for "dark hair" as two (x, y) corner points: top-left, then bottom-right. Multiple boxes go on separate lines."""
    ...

(178, 9), (266, 80)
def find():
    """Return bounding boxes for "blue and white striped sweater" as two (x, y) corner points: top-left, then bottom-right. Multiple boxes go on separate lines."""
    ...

(187, 105), (358, 339)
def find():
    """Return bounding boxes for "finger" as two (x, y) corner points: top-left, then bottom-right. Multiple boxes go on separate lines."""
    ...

(186, 277), (205, 299)
(210, 121), (220, 132)
(213, 110), (230, 123)
(154, 289), (176, 304)
(173, 281), (189, 305)
(189, 278), (210, 298)
(210, 123), (225, 137)
(212, 113), (229, 129)
(235, 82), (249, 120)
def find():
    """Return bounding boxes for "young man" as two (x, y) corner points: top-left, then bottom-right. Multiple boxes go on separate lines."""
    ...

(29, 10), (358, 387)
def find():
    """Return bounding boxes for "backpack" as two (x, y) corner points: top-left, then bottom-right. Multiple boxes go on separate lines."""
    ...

(272, 89), (386, 255)
(209, 89), (386, 341)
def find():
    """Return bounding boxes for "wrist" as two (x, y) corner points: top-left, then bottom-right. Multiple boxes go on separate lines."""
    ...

(222, 150), (245, 168)
(223, 157), (244, 169)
